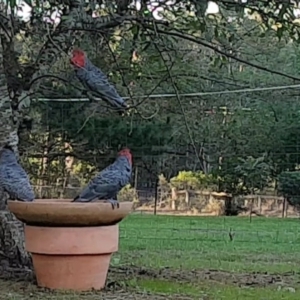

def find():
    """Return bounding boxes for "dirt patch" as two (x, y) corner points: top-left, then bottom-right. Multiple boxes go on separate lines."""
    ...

(0, 264), (34, 282)
(0, 266), (194, 299)
(0, 279), (191, 300)
(108, 266), (300, 288)
(0, 265), (299, 299)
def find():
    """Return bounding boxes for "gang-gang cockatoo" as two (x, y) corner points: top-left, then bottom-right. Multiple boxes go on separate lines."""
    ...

(70, 48), (127, 113)
(0, 146), (35, 201)
(72, 148), (132, 209)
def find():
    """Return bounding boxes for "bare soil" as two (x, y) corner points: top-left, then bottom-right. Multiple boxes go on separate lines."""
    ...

(109, 266), (300, 288)
(0, 264), (298, 299)
(0, 266), (188, 299)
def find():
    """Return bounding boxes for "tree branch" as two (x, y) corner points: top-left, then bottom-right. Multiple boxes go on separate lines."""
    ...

(143, 26), (300, 82)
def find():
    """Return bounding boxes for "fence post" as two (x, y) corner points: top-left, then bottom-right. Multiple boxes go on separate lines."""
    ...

(282, 198), (287, 218)
(258, 195), (262, 214)
(154, 178), (158, 215)
(134, 166), (138, 189)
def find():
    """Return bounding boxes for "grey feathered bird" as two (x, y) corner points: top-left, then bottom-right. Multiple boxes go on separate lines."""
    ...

(0, 146), (35, 202)
(72, 148), (132, 209)
(70, 48), (127, 112)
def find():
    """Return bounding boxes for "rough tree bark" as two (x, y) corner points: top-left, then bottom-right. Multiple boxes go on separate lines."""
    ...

(0, 14), (33, 271)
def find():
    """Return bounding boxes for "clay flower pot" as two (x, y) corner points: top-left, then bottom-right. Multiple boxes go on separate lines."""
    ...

(8, 199), (133, 291)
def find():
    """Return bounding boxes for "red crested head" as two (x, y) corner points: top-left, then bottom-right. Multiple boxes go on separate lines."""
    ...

(118, 148), (132, 165)
(70, 48), (86, 68)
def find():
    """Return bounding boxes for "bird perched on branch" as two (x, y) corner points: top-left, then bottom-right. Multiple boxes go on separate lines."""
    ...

(70, 48), (128, 113)
(72, 148), (132, 209)
(0, 145), (35, 202)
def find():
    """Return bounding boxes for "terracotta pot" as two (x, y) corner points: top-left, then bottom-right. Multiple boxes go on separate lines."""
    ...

(8, 199), (133, 226)
(8, 199), (133, 291)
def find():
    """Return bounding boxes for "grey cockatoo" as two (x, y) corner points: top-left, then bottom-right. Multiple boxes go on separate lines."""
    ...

(0, 146), (35, 202)
(72, 148), (132, 209)
(70, 48), (127, 113)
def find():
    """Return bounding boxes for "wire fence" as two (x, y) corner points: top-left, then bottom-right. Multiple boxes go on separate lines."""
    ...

(38, 83), (300, 102)
(15, 90), (300, 291)
(114, 208), (300, 285)
(32, 185), (298, 218)
(28, 185), (300, 276)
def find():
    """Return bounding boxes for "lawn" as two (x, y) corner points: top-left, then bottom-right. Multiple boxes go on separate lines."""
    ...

(2, 214), (300, 299)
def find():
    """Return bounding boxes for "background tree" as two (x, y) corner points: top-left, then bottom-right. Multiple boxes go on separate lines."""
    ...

(2, 0), (300, 268)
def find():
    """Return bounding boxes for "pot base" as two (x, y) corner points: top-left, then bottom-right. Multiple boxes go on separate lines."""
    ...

(25, 225), (119, 291)
(32, 253), (111, 291)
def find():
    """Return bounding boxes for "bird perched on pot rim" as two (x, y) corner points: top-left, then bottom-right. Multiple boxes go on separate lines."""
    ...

(72, 148), (132, 209)
(0, 145), (35, 202)
(70, 48), (128, 113)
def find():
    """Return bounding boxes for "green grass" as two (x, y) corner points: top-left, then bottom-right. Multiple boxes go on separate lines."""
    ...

(117, 214), (300, 299)
(131, 278), (300, 299)
(118, 214), (300, 273)
(3, 214), (300, 299)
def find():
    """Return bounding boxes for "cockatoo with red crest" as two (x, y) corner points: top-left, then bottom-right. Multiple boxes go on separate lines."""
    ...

(70, 48), (127, 112)
(72, 148), (132, 209)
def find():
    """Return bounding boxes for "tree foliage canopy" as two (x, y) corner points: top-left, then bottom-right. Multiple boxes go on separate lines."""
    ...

(1, 0), (300, 200)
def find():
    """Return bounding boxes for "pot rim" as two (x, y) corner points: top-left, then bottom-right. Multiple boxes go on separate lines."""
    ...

(8, 200), (133, 227)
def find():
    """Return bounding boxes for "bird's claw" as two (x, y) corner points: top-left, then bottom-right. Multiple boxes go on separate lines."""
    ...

(106, 199), (119, 210)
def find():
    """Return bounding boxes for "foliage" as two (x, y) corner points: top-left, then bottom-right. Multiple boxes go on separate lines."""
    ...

(118, 184), (138, 203)
(278, 171), (300, 207)
(170, 171), (217, 191)
(2, 0), (300, 191)
(4, 0), (300, 272)
(41, 103), (172, 155)
(216, 155), (273, 196)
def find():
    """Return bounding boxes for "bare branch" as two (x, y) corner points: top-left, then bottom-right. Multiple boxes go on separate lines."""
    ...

(142, 26), (300, 82)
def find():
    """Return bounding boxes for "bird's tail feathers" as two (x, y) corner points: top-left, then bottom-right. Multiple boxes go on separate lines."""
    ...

(3, 145), (14, 151)
(72, 191), (97, 203)
(72, 195), (80, 202)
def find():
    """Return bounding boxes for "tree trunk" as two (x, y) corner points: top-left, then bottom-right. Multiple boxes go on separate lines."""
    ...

(0, 211), (32, 269)
(0, 51), (32, 270)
